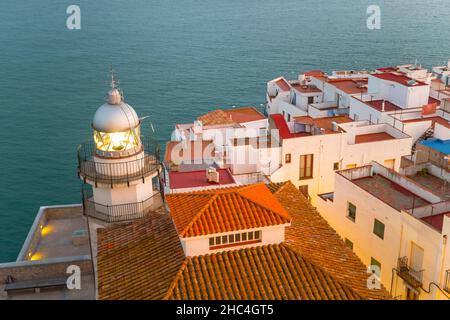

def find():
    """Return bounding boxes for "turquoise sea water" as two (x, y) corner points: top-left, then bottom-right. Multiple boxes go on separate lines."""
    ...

(0, 0), (449, 262)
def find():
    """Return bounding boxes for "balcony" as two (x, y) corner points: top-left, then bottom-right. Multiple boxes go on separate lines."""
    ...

(397, 257), (424, 289)
(81, 186), (163, 223)
(77, 136), (160, 186)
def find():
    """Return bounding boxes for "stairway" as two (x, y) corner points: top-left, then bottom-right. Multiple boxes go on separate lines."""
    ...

(412, 125), (434, 154)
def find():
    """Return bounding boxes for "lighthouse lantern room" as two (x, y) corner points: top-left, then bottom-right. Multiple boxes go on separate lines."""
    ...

(77, 71), (160, 223)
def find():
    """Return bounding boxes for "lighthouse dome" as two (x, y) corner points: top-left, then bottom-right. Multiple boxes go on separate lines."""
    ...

(92, 88), (140, 132)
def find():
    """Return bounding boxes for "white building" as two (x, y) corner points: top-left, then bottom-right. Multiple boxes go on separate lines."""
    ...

(317, 161), (450, 300)
(268, 113), (412, 203)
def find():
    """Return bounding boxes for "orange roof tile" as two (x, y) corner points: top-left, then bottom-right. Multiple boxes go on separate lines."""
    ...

(198, 109), (236, 126)
(223, 107), (266, 123)
(96, 182), (390, 300)
(166, 183), (291, 237)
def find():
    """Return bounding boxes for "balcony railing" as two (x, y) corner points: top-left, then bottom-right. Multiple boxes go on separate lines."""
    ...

(82, 187), (162, 223)
(77, 136), (160, 186)
(397, 257), (424, 289)
(445, 270), (450, 293)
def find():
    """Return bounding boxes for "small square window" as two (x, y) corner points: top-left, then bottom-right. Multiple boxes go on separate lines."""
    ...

(222, 235), (228, 244)
(229, 234), (235, 243)
(285, 153), (291, 164)
(308, 96), (314, 104)
(373, 219), (385, 240)
(345, 238), (353, 250)
(333, 162), (340, 170)
(209, 238), (214, 246)
(235, 233), (241, 242)
(248, 232), (254, 241)
(254, 231), (261, 240)
(242, 233), (247, 241)
(216, 236), (221, 245)
(347, 202), (356, 222)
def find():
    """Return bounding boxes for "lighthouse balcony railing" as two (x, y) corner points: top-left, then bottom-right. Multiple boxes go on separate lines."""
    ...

(82, 188), (162, 223)
(77, 137), (160, 185)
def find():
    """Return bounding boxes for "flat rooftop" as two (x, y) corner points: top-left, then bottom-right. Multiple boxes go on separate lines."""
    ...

(294, 115), (353, 134)
(223, 107), (266, 124)
(291, 83), (322, 94)
(328, 79), (368, 94)
(169, 168), (235, 189)
(407, 172), (450, 200)
(353, 174), (430, 211)
(362, 99), (402, 112)
(30, 209), (90, 261)
(354, 132), (395, 144)
(372, 72), (428, 87)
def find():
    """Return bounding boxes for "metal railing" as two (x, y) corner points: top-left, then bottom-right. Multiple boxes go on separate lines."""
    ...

(397, 257), (424, 288)
(77, 136), (160, 185)
(82, 186), (161, 223)
(445, 270), (450, 293)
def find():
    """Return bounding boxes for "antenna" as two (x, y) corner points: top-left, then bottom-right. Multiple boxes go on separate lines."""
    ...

(109, 65), (119, 89)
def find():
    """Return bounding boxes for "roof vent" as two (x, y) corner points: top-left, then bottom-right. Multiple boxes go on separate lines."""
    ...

(407, 79), (417, 86)
(206, 167), (220, 183)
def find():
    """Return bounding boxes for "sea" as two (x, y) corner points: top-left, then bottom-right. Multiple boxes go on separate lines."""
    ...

(0, 0), (449, 262)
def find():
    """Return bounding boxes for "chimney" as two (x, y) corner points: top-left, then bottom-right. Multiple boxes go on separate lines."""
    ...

(206, 167), (220, 183)
(381, 100), (386, 112)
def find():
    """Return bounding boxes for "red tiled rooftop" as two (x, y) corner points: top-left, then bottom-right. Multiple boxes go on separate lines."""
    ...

(355, 132), (395, 144)
(169, 168), (235, 189)
(223, 107), (266, 123)
(166, 183), (291, 237)
(421, 212), (450, 232)
(275, 78), (291, 91)
(304, 70), (325, 77)
(294, 115), (353, 134)
(372, 72), (428, 87)
(291, 83), (322, 94)
(362, 99), (402, 112)
(328, 79), (368, 94)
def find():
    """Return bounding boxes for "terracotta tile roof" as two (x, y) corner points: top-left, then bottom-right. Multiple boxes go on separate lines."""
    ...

(198, 109), (237, 126)
(165, 243), (364, 300)
(271, 181), (391, 300)
(96, 182), (390, 300)
(275, 78), (291, 91)
(97, 212), (186, 300)
(223, 107), (266, 123)
(166, 183), (291, 238)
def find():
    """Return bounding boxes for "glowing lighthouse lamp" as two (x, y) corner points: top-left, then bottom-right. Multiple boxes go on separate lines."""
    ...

(78, 72), (160, 222)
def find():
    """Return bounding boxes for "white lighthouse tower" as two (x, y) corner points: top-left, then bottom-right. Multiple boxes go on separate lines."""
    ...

(78, 71), (160, 222)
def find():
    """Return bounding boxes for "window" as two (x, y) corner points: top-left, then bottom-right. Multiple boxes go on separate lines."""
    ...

(333, 162), (340, 171)
(287, 113), (291, 122)
(373, 219), (385, 239)
(291, 92), (297, 105)
(209, 231), (262, 249)
(346, 164), (357, 169)
(384, 159), (395, 170)
(299, 185), (309, 198)
(347, 202), (356, 222)
(345, 238), (354, 250)
(370, 257), (381, 276)
(308, 96), (314, 104)
(299, 154), (314, 179)
(285, 153), (291, 164)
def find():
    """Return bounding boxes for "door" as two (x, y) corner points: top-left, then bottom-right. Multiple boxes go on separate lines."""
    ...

(410, 242), (424, 271)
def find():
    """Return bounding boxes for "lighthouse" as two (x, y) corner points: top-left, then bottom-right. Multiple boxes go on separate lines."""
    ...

(78, 72), (161, 222)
